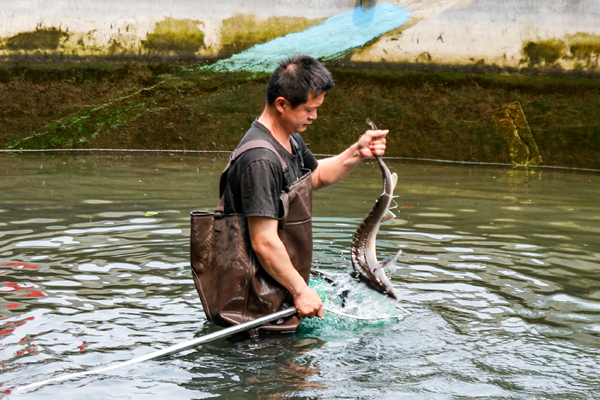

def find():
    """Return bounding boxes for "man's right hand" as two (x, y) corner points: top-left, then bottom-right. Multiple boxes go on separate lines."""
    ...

(293, 286), (324, 318)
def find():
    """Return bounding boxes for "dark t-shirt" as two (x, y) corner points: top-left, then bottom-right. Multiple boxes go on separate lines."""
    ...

(223, 120), (318, 219)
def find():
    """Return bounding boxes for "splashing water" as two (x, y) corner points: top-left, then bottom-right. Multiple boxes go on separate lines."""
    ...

(299, 275), (406, 336)
(206, 3), (412, 73)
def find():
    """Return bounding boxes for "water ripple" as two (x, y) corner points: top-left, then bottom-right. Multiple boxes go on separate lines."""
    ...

(1, 154), (600, 398)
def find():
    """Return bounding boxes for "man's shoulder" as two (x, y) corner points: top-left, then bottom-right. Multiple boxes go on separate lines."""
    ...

(240, 120), (272, 143)
(238, 148), (283, 169)
(232, 143), (285, 176)
(235, 121), (287, 170)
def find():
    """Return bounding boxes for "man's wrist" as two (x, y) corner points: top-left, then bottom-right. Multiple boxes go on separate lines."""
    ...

(351, 141), (367, 161)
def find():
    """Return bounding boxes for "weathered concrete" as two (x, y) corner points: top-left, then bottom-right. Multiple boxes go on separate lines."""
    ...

(352, 0), (600, 71)
(0, 1), (357, 57)
(3, 0), (597, 71)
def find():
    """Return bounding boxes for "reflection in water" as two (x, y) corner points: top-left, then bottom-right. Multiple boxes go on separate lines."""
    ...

(164, 331), (325, 399)
(1, 153), (600, 398)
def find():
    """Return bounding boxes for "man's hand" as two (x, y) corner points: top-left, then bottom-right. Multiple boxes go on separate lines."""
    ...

(311, 128), (390, 190)
(357, 129), (388, 158)
(293, 286), (324, 318)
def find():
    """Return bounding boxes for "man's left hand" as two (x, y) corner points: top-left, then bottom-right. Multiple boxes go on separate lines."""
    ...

(358, 129), (388, 158)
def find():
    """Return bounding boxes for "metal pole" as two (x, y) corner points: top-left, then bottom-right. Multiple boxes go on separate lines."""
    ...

(15, 307), (297, 393)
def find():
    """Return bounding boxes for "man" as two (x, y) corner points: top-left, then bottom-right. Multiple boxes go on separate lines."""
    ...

(221, 55), (388, 325)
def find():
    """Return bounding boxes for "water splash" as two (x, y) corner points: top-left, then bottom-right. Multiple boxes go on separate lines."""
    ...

(206, 3), (412, 73)
(299, 276), (405, 336)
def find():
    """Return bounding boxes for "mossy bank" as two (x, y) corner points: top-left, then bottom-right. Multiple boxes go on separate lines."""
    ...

(1, 60), (599, 170)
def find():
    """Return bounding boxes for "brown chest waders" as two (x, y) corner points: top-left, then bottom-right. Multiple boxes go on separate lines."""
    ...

(190, 139), (312, 333)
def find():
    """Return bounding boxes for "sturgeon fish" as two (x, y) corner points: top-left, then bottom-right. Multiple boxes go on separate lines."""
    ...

(350, 119), (402, 300)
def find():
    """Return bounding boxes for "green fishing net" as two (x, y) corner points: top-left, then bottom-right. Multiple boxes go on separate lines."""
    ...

(297, 275), (405, 335)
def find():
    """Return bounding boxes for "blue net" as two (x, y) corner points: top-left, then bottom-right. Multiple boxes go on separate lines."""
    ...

(204, 4), (412, 73)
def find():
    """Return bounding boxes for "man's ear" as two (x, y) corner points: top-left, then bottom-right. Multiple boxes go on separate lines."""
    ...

(274, 97), (288, 113)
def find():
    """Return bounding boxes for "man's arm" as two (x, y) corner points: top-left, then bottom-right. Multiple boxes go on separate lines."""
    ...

(248, 216), (324, 318)
(311, 128), (388, 190)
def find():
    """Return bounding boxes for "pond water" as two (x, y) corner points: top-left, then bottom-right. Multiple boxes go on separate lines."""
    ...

(1, 153), (599, 399)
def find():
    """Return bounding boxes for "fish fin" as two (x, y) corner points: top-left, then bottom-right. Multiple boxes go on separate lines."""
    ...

(382, 210), (396, 222)
(380, 249), (402, 269)
(391, 172), (398, 191)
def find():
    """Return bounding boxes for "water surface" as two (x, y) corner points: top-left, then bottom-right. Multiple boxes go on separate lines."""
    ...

(1, 153), (599, 399)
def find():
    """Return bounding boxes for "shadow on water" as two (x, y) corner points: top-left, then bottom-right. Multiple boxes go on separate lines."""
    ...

(1, 153), (600, 398)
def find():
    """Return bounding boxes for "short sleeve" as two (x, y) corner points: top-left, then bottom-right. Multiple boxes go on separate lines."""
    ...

(240, 160), (284, 219)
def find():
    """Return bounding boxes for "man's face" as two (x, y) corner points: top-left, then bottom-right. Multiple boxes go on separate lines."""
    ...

(280, 92), (325, 134)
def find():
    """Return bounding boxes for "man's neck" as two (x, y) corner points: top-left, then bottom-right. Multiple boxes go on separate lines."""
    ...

(257, 108), (293, 153)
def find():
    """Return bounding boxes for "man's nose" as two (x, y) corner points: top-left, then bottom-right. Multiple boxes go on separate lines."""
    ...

(308, 109), (317, 120)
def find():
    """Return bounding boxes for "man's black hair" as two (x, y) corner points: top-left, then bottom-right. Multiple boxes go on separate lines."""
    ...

(266, 55), (335, 108)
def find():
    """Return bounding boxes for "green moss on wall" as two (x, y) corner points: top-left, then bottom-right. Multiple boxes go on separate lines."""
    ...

(6, 27), (68, 51)
(522, 33), (600, 71)
(2, 61), (599, 169)
(568, 32), (600, 69)
(143, 18), (205, 54)
(220, 14), (322, 55)
(522, 38), (566, 67)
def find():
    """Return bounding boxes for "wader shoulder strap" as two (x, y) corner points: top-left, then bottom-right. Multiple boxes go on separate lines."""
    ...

(216, 140), (289, 212)
(290, 134), (304, 169)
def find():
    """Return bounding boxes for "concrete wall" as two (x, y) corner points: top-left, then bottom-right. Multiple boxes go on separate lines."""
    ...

(1, 0), (599, 71)
(353, 0), (600, 70)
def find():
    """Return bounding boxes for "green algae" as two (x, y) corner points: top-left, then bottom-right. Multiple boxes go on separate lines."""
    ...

(521, 33), (600, 71)
(0, 14), (319, 58)
(522, 38), (566, 67)
(6, 27), (68, 51)
(143, 18), (205, 54)
(0, 21), (597, 78)
(220, 14), (322, 55)
(6, 69), (266, 150)
(493, 101), (543, 166)
(415, 52), (432, 63)
(9, 84), (169, 149)
(568, 32), (600, 69)
(2, 62), (599, 169)
(0, 20), (206, 57)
